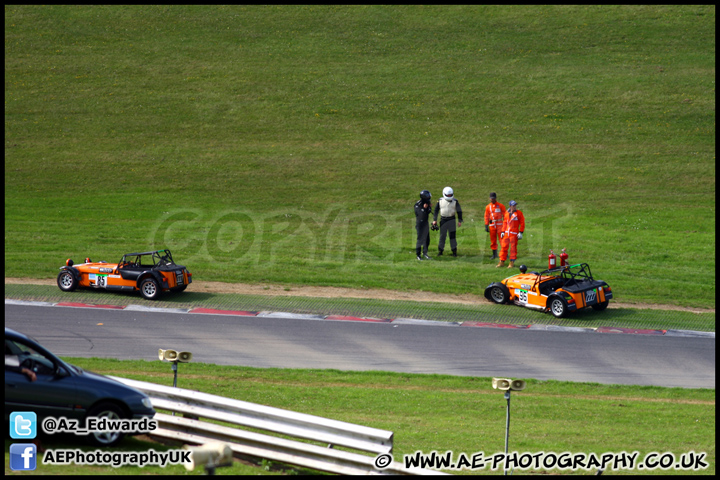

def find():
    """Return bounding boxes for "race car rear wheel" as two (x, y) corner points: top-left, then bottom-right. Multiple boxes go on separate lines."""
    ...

(139, 277), (161, 300)
(592, 300), (609, 311)
(488, 284), (510, 304)
(549, 297), (568, 318)
(57, 270), (78, 292)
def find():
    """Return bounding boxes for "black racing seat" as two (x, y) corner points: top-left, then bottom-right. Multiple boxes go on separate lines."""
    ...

(118, 265), (143, 281)
(539, 277), (565, 296)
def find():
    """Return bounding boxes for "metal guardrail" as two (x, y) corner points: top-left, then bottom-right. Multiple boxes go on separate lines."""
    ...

(110, 376), (445, 475)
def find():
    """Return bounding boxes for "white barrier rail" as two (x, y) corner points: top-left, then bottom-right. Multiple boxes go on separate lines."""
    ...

(110, 376), (445, 475)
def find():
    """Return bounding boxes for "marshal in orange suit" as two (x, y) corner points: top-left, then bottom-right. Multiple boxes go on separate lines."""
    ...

(497, 200), (525, 268)
(483, 192), (506, 260)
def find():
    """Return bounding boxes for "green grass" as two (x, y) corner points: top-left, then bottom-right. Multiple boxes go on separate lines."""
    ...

(4, 283), (716, 332)
(6, 358), (715, 475)
(4, 5), (716, 308)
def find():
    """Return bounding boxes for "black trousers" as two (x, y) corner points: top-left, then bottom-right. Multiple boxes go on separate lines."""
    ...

(438, 217), (457, 251)
(416, 222), (430, 255)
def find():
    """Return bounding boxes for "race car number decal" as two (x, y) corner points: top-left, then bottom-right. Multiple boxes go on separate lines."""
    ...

(515, 289), (528, 304)
(89, 273), (108, 288)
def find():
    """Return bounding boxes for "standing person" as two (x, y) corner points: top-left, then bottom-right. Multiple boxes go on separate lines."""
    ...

(414, 190), (433, 260)
(497, 200), (525, 268)
(432, 186), (463, 257)
(484, 192), (506, 260)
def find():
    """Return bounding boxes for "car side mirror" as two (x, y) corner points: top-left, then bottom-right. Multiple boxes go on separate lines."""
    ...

(54, 365), (70, 378)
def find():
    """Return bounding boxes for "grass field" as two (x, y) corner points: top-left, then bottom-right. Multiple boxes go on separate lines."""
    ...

(4, 6), (716, 309)
(5, 358), (715, 475)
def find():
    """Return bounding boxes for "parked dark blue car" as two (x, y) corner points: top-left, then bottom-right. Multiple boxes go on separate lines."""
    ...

(5, 328), (155, 446)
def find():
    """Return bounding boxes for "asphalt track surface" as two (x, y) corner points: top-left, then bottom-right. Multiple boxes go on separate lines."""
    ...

(5, 304), (715, 389)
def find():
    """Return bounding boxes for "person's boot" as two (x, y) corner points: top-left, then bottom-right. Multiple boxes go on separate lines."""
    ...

(416, 247), (422, 261)
(496, 260), (505, 268)
(452, 249), (457, 257)
(508, 260), (515, 268)
(438, 249), (443, 256)
(491, 249), (498, 260)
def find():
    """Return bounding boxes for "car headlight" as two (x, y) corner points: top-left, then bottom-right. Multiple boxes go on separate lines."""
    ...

(141, 396), (153, 410)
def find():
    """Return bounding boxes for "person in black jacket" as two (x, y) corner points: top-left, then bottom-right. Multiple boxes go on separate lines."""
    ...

(414, 190), (433, 260)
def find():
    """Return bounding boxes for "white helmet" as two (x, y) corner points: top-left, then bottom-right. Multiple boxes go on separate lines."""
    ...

(442, 186), (454, 201)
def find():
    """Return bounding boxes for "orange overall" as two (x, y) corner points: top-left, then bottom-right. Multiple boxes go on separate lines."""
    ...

(484, 201), (506, 251)
(499, 209), (525, 262)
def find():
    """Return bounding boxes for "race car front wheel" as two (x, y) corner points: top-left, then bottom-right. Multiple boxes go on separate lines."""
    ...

(488, 284), (510, 304)
(549, 297), (568, 318)
(57, 271), (78, 292)
(592, 300), (609, 311)
(139, 277), (161, 300)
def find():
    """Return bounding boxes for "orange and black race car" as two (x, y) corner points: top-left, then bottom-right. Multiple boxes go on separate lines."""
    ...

(484, 263), (613, 318)
(57, 249), (192, 300)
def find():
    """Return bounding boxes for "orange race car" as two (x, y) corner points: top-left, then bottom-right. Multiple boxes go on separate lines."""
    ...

(484, 263), (613, 318)
(57, 249), (192, 300)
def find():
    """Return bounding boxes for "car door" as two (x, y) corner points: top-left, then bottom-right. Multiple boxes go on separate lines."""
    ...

(5, 338), (79, 419)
